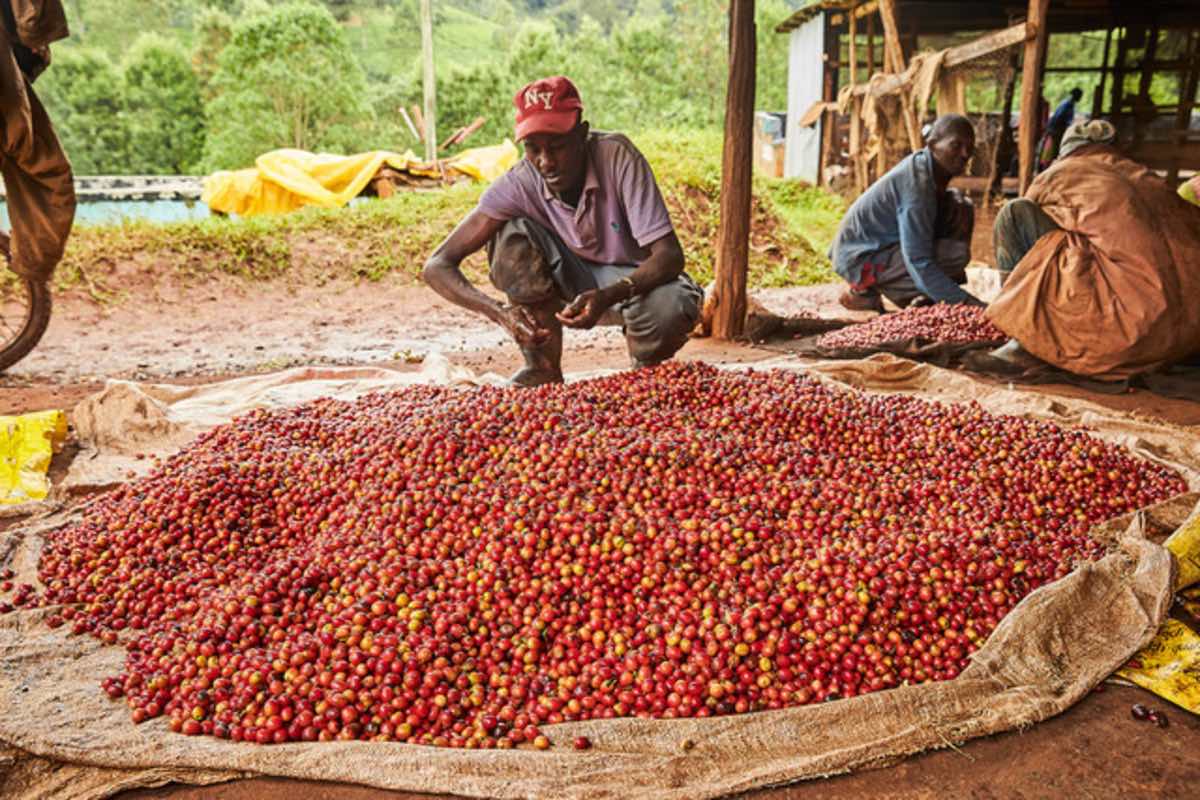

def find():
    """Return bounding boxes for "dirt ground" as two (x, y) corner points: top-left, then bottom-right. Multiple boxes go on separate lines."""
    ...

(4, 276), (1199, 799)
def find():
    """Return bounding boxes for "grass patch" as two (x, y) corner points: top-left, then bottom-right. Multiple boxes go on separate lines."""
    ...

(50, 128), (843, 302)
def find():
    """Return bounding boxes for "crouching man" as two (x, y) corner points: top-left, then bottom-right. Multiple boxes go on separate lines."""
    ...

(831, 114), (984, 312)
(422, 76), (702, 387)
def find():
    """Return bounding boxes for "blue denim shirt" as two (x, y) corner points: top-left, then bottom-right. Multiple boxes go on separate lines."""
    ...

(828, 149), (972, 304)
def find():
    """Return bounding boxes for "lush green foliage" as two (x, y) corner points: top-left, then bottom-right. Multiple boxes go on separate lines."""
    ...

(201, 2), (374, 170)
(40, 0), (800, 173)
(36, 47), (129, 174)
(123, 35), (206, 173)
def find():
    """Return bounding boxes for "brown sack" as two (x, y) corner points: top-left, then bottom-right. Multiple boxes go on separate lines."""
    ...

(986, 147), (1200, 380)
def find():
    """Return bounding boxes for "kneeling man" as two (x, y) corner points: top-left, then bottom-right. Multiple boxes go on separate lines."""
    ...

(423, 76), (702, 386)
(831, 114), (983, 311)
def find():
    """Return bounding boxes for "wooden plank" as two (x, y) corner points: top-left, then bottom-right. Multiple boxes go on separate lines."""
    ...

(420, 0), (437, 163)
(1018, 0), (1050, 195)
(943, 23), (1028, 68)
(712, 0), (755, 342)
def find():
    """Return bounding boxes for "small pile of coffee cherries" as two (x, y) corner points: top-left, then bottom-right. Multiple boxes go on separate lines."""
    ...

(819, 304), (1007, 350)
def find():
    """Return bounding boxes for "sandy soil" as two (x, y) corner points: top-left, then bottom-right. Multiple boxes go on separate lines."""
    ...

(4, 277), (1199, 799)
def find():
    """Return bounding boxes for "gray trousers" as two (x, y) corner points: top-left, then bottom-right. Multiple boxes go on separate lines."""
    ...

(993, 198), (1061, 279)
(488, 218), (703, 366)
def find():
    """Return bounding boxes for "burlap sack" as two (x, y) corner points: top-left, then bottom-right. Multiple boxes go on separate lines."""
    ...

(1, 356), (1196, 800)
(986, 148), (1200, 380)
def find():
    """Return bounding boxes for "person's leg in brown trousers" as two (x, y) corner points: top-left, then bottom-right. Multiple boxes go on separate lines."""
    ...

(1, 23), (75, 282)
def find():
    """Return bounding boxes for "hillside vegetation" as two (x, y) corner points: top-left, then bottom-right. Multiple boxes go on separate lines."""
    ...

(48, 130), (842, 297)
(41, 0), (801, 174)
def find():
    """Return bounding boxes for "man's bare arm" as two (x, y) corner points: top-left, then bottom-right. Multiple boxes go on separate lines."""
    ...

(422, 209), (549, 346)
(557, 230), (685, 328)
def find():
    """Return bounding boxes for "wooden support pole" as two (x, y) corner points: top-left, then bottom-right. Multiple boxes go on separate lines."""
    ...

(867, 13), (876, 76)
(988, 51), (1020, 201)
(1112, 28), (1129, 131)
(712, 0), (755, 342)
(879, 0), (922, 152)
(1018, 0), (1050, 195)
(848, 6), (866, 193)
(419, 0), (437, 163)
(1094, 27), (1113, 118)
(1170, 31), (1200, 182)
(1133, 25), (1160, 150)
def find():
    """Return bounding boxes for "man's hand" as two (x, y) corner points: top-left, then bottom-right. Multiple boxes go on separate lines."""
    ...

(499, 304), (552, 347)
(556, 288), (615, 330)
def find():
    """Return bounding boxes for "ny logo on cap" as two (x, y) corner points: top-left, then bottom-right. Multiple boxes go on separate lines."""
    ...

(524, 88), (556, 111)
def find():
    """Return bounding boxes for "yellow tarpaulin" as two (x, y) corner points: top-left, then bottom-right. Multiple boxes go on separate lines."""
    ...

(1115, 514), (1200, 714)
(1118, 620), (1200, 715)
(0, 409), (67, 504)
(202, 140), (519, 217)
(1181, 175), (1200, 208)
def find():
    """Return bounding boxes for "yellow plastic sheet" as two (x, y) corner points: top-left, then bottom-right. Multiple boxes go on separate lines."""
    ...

(1118, 619), (1200, 715)
(0, 410), (67, 504)
(1165, 509), (1200, 591)
(1114, 521), (1200, 714)
(1181, 175), (1200, 208)
(202, 140), (519, 217)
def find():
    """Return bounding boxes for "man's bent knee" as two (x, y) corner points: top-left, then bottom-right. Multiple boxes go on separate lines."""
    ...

(487, 218), (559, 305)
(623, 279), (702, 365)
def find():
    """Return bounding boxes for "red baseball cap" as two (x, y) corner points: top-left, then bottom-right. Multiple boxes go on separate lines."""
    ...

(513, 76), (583, 140)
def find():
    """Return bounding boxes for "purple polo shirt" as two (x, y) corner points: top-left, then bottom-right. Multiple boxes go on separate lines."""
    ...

(477, 132), (674, 266)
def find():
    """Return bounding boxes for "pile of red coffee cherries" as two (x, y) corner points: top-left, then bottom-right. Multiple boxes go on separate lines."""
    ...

(11, 363), (1183, 747)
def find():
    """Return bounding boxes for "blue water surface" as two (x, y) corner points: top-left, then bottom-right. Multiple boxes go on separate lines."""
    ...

(0, 198), (211, 227)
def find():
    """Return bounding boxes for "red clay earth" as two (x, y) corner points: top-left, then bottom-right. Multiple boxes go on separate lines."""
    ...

(2, 278), (1198, 797)
(13, 363), (1185, 748)
(817, 304), (1006, 350)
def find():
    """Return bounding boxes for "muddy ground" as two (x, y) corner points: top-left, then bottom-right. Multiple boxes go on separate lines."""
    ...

(3, 275), (1199, 799)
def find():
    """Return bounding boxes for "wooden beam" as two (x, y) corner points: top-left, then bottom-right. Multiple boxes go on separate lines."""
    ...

(712, 0), (755, 342)
(1018, 0), (1050, 195)
(852, 24), (1028, 99)
(878, 0), (922, 152)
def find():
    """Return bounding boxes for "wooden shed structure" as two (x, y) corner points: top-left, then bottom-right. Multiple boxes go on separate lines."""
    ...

(709, 0), (1197, 339)
(774, 0), (1200, 194)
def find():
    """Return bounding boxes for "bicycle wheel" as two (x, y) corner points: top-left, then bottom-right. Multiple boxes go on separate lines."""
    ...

(0, 275), (52, 372)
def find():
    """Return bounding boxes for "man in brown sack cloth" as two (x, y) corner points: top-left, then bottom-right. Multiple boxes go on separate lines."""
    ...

(1, 0), (75, 284)
(423, 76), (702, 387)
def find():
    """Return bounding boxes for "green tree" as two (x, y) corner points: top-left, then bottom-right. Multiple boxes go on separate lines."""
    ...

(192, 6), (235, 98)
(201, 1), (374, 169)
(36, 47), (131, 173)
(123, 34), (206, 173)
